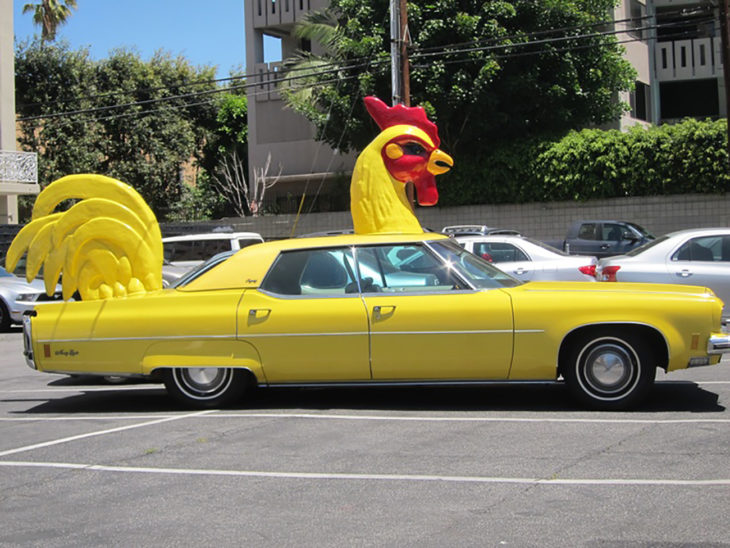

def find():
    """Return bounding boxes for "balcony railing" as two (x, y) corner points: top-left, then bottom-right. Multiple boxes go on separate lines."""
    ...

(0, 150), (37, 185)
(254, 62), (284, 102)
(252, 0), (328, 29)
(655, 37), (723, 81)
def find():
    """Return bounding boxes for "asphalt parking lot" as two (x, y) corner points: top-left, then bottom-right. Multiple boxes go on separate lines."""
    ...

(1, 329), (728, 547)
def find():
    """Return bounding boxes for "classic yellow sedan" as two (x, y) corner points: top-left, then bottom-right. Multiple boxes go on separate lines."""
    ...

(22, 233), (730, 410)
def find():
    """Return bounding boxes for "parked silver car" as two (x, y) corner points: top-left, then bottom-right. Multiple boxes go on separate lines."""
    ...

(453, 235), (597, 282)
(596, 227), (730, 317)
(162, 231), (264, 286)
(0, 266), (63, 331)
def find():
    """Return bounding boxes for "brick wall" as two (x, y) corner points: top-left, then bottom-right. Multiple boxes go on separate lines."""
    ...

(162, 193), (730, 242)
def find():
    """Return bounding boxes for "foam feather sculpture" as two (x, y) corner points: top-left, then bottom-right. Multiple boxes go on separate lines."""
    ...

(6, 174), (163, 301)
(350, 96), (454, 234)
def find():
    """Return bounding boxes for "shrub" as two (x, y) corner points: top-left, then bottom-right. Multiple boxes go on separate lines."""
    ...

(439, 118), (729, 206)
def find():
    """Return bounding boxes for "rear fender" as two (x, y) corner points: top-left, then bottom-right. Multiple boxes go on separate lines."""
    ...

(141, 339), (266, 382)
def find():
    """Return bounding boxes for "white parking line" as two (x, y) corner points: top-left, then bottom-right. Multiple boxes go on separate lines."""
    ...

(0, 410), (213, 457)
(0, 460), (728, 486)
(0, 386), (163, 393)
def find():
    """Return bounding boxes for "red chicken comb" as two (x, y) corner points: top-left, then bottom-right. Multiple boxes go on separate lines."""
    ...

(364, 96), (440, 148)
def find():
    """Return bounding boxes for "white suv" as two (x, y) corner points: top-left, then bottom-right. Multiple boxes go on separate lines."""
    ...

(162, 231), (264, 286)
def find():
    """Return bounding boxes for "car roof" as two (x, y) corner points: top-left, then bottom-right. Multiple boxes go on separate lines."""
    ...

(162, 232), (263, 242)
(442, 225), (520, 236)
(665, 227), (730, 237)
(180, 232), (450, 292)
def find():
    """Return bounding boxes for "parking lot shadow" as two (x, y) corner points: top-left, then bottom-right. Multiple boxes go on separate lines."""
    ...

(10, 379), (724, 414)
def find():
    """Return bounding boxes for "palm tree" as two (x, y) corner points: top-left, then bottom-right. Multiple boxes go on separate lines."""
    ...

(22, 0), (78, 42)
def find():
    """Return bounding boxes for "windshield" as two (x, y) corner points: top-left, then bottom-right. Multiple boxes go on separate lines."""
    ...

(428, 239), (522, 289)
(624, 234), (669, 257)
(628, 222), (654, 239)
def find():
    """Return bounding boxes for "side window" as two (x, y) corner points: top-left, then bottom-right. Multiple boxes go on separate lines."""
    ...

(577, 223), (597, 240)
(354, 244), (463, 293)
(260, 248), (356, 296)
(237, 238), (262, 250)
(602, 224), (624, 242)
(164, 240), (229, 262)
(672, 236), (720, 262)
(473, 242), (528, 263)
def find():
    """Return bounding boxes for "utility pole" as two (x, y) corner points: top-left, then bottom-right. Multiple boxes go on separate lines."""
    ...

(390, 0), (402, 106)
(390, 0), (416, 206)
(720, 0), (730, 161)
(390, 0), (411, 106)
(400, 0), (410, 106)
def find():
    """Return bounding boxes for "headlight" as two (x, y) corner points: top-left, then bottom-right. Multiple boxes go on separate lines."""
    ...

(16, 293), (39, 303)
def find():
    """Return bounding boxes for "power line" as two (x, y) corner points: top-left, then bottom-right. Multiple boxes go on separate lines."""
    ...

(15, 12), (716, 123)
(16, 2), (707, 114)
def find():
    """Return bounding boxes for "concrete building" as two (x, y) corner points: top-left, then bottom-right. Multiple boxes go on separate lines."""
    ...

(244, 0), (355, 214)
(245, 0), (726, 210)
(613, 0), (726, 129)
(0, 0), (38, 224)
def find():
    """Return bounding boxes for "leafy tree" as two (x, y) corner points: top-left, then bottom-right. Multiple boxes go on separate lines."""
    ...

(15, 40), (222, 219)
(22, 0), (78, 42)
(282, 0), (635, 157)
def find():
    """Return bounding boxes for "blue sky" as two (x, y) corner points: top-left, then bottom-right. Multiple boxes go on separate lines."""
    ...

(12, 0), (281, 77)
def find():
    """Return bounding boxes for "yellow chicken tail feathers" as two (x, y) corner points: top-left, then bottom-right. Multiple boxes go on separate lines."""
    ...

(11, 174), (163, 301)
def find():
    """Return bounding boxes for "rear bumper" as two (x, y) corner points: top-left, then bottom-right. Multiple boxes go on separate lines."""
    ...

(708, 332), (730, 355)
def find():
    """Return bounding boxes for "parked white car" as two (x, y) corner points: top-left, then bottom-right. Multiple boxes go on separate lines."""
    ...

(162, 231), (264, 286)
(454, 234), (598, 282)
(0, 266), (64, 331)
(596, 227), (730, 317)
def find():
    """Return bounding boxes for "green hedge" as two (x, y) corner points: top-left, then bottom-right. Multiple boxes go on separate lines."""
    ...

(439, 118), (730, 206)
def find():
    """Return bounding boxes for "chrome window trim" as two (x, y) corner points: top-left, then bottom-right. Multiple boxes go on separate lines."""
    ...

(36, 328), (540, 344)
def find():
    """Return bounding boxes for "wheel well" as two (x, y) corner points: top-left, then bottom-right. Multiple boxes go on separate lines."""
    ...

(558, 324), (669, 376)
(151, 366), (259, 388)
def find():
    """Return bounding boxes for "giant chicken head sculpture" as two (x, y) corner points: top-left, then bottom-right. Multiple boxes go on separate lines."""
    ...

(350, 96), (454, 234)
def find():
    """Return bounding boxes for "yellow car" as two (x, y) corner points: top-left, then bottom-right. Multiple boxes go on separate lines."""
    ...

(22, 233), (730, 410)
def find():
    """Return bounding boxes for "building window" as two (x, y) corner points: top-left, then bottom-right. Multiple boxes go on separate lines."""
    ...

(630, 81), (650, 122)
(660, 79), (719, 121)
(626, 0), (646, 40)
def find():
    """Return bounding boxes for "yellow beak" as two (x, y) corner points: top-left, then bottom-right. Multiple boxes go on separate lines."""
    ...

(427, 149), (454, 175)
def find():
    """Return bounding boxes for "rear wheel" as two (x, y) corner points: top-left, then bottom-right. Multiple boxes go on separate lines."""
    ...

(162, 367), (249, 409)
(564, 330), (656, 410)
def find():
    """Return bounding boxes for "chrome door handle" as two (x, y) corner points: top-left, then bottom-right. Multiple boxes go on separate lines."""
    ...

(373, 305), (396, 318)
(514, 268), (528, 274)
(678, 270), (693, 278)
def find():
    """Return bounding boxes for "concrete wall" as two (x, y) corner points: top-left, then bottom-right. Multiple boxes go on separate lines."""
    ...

(161, 193), (730, 241)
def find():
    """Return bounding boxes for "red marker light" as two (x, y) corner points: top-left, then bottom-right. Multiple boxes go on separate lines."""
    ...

(601, 265), (621, 282)
(578, 265), (596, 277)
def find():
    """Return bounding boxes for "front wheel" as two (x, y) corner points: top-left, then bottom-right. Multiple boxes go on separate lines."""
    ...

(162, 367), (250, 409)
(563, 331), (656, 410)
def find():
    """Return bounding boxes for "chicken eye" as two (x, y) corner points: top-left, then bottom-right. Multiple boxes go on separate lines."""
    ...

(401, 142), (427, 156)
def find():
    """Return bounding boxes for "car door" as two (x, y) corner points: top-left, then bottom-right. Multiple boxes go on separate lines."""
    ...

(594, 222), (626, 257)
(355, 243), (514, 380)
(237, 247), (371, 382)
(669, 235), (730, 306)
(472, 240), (534, 281)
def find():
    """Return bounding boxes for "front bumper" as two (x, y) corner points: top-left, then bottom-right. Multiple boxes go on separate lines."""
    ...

(22, 314), (36, 370)
(708, 332), (730, 355)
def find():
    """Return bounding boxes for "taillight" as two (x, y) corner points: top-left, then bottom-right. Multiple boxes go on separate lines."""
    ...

(578, 265), (596, 277)
(601, 265), (621, 282)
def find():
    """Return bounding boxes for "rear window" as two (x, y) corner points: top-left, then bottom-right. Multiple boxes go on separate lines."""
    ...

(164, 239), (233, 262)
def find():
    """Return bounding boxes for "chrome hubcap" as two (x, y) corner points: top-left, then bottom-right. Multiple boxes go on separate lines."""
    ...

(174, 367), (232, 400)
(583, 343), (634, 395)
